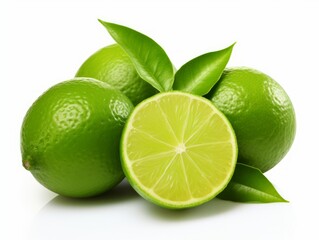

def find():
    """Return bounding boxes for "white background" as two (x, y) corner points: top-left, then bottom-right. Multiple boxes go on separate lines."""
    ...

(2, 0), (319, 239)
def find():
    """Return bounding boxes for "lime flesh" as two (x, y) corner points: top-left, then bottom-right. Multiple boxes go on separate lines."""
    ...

(121, 92), (237, 209)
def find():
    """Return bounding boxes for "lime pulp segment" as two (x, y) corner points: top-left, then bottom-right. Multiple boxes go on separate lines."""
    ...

(121, 92), (237, 208)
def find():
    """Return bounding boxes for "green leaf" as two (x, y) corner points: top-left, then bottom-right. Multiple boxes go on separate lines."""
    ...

(173, 43), (235, 96)
(218, 163), (288, 203)
(98, 20), (174, 92)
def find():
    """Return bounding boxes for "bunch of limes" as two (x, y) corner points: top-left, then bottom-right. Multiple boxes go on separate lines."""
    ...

(21, 23), (295, 209)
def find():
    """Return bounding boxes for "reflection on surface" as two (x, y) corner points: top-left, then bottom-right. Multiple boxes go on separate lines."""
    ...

(29, 180), (292, 240)
(47, 179), (138, 208)
(30, 180), (140, 240)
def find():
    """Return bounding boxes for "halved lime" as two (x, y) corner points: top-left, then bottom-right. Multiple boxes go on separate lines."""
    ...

(121, 92), (237, 209)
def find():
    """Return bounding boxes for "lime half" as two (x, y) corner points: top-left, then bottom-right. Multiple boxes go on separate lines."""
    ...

(121, 92), (237, 209)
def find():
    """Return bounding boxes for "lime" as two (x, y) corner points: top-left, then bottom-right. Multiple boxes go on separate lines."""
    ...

(75, 44), (158, 105)
(21, 78), (134, 198)
(206, 67), (296, 172)
(121, 92), (237, 209)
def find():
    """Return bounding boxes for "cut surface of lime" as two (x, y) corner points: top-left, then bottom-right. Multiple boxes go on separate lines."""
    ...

(121, 92), (237, 209)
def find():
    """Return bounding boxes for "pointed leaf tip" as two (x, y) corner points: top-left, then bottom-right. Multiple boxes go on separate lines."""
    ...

(218, 163), (288, 203)
(173, 43), (235, 95)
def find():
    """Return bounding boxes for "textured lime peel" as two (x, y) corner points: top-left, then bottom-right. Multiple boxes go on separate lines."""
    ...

(75, 44), (157, 105)
(21, 78), (134, 198)
(121, 92), (238, 209)
(206, 67), (296, 172)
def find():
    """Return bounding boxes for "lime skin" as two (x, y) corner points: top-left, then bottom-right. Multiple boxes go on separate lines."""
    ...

(21, 78), (134, 197)
(206, 67), (296, 172)
(75, 44), (158, 105)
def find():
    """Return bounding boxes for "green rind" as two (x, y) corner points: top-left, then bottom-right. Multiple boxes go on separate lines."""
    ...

(206, 67), (296, 172)
(120, 91), (238, 209)
(75, 44), (158, 105)
(21, 78), (133, 198)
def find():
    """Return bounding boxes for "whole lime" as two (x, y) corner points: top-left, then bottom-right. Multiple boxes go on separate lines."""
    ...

(75, 44), (158, 105)
(206, 67), (296, 172)
(21, 78), (134, 197)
